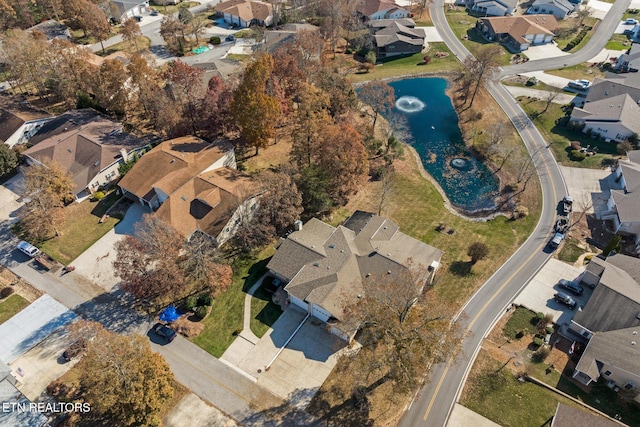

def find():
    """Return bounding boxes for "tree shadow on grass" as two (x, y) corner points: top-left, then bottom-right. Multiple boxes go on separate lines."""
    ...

(449, 260), (472, 276)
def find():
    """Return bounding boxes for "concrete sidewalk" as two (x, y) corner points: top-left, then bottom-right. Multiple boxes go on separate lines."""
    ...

(519, 71), (573, 89)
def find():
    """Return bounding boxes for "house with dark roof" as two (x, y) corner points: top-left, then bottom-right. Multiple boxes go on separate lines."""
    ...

(598, 150), (640, 251)
(466, 0), (519, 16)
(357, 0), (410, 20)
(371, 19), (427, 57)
(23, 109), (147, 200)
(584, 74), (640, 104)
(570, 94), (640, 143)
(0, 106), (52, 148)
(567, 256), (640, 396)
(526, 0), (575, 19)
(476, 15), (558, 52)
(263, 23), (320, 54)
(551, 403), (620, 427)
(108, 0), (149, 23)
(118, 136), (258, 245)
(27, 20), (71, 41)
(616, 43), (640, 73)
(214, 0), (273, 28)
(267, 211), (443, 341)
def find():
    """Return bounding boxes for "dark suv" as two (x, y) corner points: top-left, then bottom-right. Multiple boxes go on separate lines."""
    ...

(152, 323), (177, 343)
(554, 292), (577, 309)
(558, 279), (583, 295)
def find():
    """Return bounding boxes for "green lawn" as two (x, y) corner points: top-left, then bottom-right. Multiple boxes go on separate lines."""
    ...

(518, 97), (617, 169)
(445, 9), (515, 66)
(502, 306), (538, 340)
(250, 283), (283, 338)
(502, 79), (568, 94)
(0, 294), (29, 325)
(546, 63), (605, 82)
(605, 33), (631, 51)
(623, 9), (640, 21)
(349, 44), (460, 82)
(554, 18), (598, 53)
(193, 247), (275, 357)
(461, 349), (579, 427)
(557, 237), (585, 263)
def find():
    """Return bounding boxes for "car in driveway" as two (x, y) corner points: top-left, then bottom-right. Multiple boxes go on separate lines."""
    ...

(263, 276), (282, 293)
(152, 323), (177, 342)
(225, 34), (235, 42)
(17, 240), (39, 257)
(554, 291), (576, 309)
(625, 18), (638, 25)
(549, 232), (565, 249)
(557, 279), (583, 295)
(150, 10), (159, 16)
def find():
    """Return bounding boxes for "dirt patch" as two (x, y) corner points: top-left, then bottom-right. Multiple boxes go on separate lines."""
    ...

(173, 316), (205, 337)
(0, 266), (43, 303)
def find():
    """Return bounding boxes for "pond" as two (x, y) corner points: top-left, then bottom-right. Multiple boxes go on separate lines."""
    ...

(388, 78), (499, 212)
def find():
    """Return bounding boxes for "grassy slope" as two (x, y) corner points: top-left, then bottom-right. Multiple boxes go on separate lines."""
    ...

(0, 294), (29, 325)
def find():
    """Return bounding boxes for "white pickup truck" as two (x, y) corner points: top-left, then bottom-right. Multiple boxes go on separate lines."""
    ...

(567, 79), (591, 90)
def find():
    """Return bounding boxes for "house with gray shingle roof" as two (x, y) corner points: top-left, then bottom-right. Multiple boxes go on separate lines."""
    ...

(526, 0), (575, 19)
(568, 256), (640, 396)
(599, 150), (640, 250)
(267, 211), (443, 341)
(372, 20), (427, 57)
(570, 94), (640, 143)
(551, 403), (620, 427)
(0, 106), (52, 148)
(616, 43), (640, 73)
(466, 0), (519, 16)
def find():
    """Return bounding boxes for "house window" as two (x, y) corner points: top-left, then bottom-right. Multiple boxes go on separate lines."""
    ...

(604, 370), (612, 376)
(624, 382), (635, 390)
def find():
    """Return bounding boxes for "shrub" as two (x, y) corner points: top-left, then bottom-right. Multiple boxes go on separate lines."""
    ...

(0, 287), (14, 299)
(546, 325), (555, 334)
(525, 77), (538, 86)
(423, 55), (431, 64)
(570, 149), (586, 160)
(532, 346), (550, 362)
(209, 36), (221, 45)
(365, 51), (377, 65)
(183, 296), (198, 312)
(194, 306), (208, 320)
(617, 140), (633, 155)
(92, 191), (105, 201)
(533, 337), (544, 347)
(570, 141), (582, 150)
(536, 312), (544, 320)
(515, 330), (526, 339)
(197, 294), (213, 306)
(512, 205), (529, 219)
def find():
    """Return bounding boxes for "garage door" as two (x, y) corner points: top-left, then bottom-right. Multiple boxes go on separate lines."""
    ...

(311, 303), (331, 322)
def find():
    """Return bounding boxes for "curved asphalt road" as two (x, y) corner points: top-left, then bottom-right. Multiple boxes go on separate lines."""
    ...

(399, 1), (630, 426)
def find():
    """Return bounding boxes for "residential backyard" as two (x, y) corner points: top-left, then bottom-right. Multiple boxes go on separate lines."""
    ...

(518, 97), (618, 169)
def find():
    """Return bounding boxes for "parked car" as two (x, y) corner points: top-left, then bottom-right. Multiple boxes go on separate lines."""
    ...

(562, 196), (573, 214)
(567, 79), (591, 90)
(150, 10), (159, 16)
(549, 232), (565, 249)
(625, 18), (638, 25)
(558, 279), (583, 295)
(133, 15), (142, 22)
(263, 276), (282, 293)
(152, 323), (177, 342)
(17, 240), (39, 257)
(62, 339), (87, 362)
(554, 291), (577, 309)
(225, 34), (235, 42)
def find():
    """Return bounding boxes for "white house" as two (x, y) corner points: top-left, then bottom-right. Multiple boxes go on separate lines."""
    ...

(466, 0), (519, 16)
(526, 0), (575, 19)
(0, 108), (52, 148)
(23, 109), (148, 201)
(357, 0), (410, 20)
(267, 211), (443, 341)
(570, 94), (640, 143)
(109, 0), (149, 22)
(598, 150), (640, 250)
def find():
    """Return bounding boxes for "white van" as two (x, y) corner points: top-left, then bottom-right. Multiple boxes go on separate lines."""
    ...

(17, 241), (39, 257)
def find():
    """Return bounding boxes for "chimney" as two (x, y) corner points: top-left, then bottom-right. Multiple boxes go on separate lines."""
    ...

(294, 220), (303, 231)
(120, 148), (129, 162)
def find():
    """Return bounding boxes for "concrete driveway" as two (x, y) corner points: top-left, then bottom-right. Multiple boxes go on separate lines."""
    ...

(524, 44), (569, 61)
(0, 172), (25, 223)
(589, 48), (628, 63)
(9, 323), (80, 400)
(513, 258), (587, 326)
(420, 26), (444, 42)
(559, 165), (618, 215)
(164, 393), (238, 427)
(588, 0), (612, 20)
(519, 71), (573, 89)
(70, 202), (145, 292)
(227, 306), (346, 409)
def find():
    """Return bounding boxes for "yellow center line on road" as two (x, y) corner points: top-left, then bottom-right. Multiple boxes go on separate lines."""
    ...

(422, 74), (564, 422)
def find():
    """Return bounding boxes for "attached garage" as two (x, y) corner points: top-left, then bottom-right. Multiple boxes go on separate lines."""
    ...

(310, 303), (331, 322)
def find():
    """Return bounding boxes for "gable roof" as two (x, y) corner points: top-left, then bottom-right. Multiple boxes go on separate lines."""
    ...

(551, 403), (620, 427)
(155, 167), (256, 239)
(530, 0), (574, 13)
(369, 18), (416, 29)
(359, 0), (407, 17)
(571, 93), (640, 133)
(23, 113), (145, 194)
(575, 327), (640, 385)
(268, 211), (443, 323)
(573, 257), (640, 333)
(118, 136), (233, 203)
(215, 0), (273, 22)
(585, 76), (640, 104)
(111, 0), (147, 16)
(373, 21), (425, 47)
(0, 105), (51, 143)
(628, 149), (640, 164)
(606, 253), (640, 285)
(480, 15), (558, 45)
